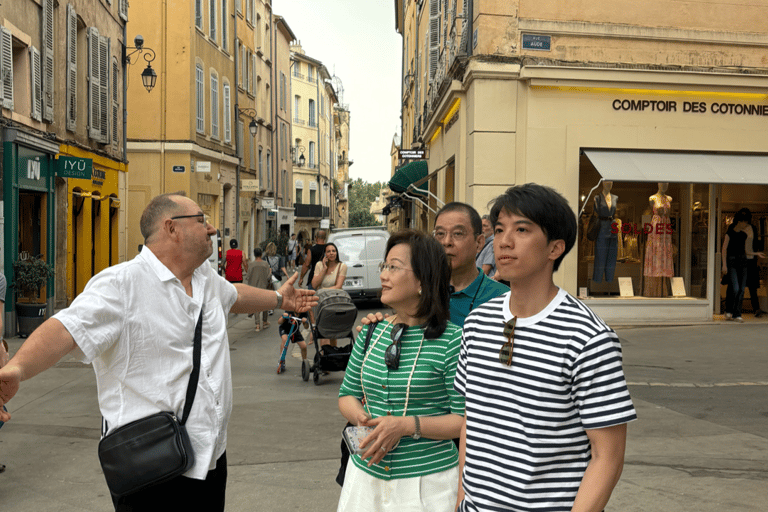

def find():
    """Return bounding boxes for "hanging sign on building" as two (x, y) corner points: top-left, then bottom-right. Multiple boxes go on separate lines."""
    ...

(172, 165), (185, 173)
(241, 179), (259, 192)
(57, 156), (93, 179)
(399, 149), (426, 160)
(262, 198), (275, 209)
(196, 161), (211, 173)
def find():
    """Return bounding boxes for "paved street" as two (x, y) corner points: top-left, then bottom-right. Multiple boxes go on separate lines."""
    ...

(0, 302), (766, 511)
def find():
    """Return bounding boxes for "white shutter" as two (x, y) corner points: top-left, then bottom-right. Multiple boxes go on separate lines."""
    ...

(223, 82), (231, 143)
(210, 73), (219, 139)
(195, 0), (202, 28)
(196, 65), (204, 132)
(42, 0), (54, 122)
(119, 0), (128, 21)
(429, 0), (440, 81)
(30, 47), (42, 121)
(66, 4), (77, 131)
(1, 27), (14, 110)
(88, 27), (101, 139)
(99, 36), (110, 143)
(112, 58), (119, 145)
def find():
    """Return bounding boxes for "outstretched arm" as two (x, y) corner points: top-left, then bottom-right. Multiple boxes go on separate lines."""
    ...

(231, 272), (317, 314)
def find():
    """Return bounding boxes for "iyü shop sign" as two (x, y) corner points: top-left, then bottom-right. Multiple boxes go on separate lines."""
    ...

(57, 156), (93, 180)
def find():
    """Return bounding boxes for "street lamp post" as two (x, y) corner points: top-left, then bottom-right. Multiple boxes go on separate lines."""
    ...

(124, 35), (157, 93)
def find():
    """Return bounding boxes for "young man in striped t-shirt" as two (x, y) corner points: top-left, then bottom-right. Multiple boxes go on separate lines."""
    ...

(454, 183), (637, 512)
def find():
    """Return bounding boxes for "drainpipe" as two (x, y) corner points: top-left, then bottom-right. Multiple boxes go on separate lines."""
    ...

(233, 11), (240, 241)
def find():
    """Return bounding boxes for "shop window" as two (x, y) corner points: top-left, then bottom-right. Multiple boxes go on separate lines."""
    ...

(579, 158), (711, 299)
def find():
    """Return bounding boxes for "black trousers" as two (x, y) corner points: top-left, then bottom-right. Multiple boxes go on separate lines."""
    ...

(113, 452), (227, 512)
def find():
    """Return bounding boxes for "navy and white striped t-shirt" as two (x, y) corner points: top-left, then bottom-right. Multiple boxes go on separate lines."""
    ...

(454, 288), (637, 512)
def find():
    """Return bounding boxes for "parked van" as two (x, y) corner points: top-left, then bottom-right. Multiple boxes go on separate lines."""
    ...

(328, 226), (389, 301)
(208, 229), (223, 275)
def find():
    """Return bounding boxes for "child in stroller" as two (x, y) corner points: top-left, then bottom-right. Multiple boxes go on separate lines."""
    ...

(303, 289), (358, 385)
(276, 311), (311, 374)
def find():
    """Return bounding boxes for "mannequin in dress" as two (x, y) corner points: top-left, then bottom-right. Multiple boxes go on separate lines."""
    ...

(643, 183), (674, 296)
(592, 181), (619, 283)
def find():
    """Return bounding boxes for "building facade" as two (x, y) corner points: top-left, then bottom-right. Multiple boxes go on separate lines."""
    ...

(273, 15), (296, 239)
(393, 0), (768, 323)
(1, 0), (128, 335)
(290, 43), (336, 241)
(333, 100), (351, 229)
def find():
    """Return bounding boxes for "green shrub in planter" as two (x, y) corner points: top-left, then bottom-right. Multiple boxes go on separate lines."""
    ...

(13, 256), (55, 301)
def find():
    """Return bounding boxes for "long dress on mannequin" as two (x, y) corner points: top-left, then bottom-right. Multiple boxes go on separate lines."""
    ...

(592, 193), (618, 283)
(643, 194), (674, 296)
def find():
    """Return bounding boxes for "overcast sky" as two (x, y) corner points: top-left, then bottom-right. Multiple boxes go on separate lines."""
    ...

(278, 0), (402, 184)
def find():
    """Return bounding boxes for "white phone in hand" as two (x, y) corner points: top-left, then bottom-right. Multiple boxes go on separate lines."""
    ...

(343, 425), (374, 455)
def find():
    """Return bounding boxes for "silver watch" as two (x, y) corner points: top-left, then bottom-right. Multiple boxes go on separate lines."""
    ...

(411, 416), (421, 440)
(275, 290), (283, 309)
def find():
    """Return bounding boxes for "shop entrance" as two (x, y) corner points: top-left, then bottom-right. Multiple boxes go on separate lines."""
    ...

(18, 191), (47, 262)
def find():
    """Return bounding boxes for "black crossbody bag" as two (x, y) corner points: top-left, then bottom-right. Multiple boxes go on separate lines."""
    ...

(98, 307), (204, 497)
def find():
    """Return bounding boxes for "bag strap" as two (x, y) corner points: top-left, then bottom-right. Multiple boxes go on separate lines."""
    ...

(180, 306), (204, 426)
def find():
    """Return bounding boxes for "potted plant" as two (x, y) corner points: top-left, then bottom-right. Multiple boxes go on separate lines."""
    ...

(13, 254), (55, 337)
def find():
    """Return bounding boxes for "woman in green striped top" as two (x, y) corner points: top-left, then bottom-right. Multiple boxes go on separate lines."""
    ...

(338, 229), (464, 512)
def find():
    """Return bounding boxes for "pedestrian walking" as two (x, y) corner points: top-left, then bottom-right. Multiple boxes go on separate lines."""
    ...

(245, 247), (272, 331)
(454, 183), (637, 512)
(301, 230), (327, 290)
(287, 233), (298, 273)
(475, 214), (496, 278)
(337, 229), (463, 512)
(223, 239), (247, 283)
(0, 192), (317, 511)
(722, 208), (765, 322)
(265, 242), (288, 289)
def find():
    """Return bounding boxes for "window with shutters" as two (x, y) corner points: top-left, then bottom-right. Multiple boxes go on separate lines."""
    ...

(237, 119), (243, 159)
(221, 0), (227, 51)
(258, 148), (263, 183)
(236, 0), (242, 15)
(210, 0), (217, 42)
(41, 0), (54, 122)
(87, 27), (110, 143)
(210, 71), (219, 139)
(0, 27), (13, 111)
(266, 151), (272, 189)
(294, 95), (300, 122)
(223, 81), (231, 143)
(66, 4), (77, 131)
(196, 63), (204, 133)
(119, 0), (128, 21)
(308, 99), (315, 127)
(246, 0), (252, 22)
(249, 133), (255, 170)
(429, 0), (440, 81)
(280, 72), (285, 111)
(29, 47), (42, 121)
(195, 0), (203, 29)
(309, 141), (315, 168)
(251, 54), (257, 96)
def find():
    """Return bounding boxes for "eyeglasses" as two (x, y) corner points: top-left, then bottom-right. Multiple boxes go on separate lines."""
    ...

(384, 323), (408, 370)
(498, 317), (517, 366)
(171, 213), (210, 225)
(432, 229), (475, 242)
(378, 262), (414, 274)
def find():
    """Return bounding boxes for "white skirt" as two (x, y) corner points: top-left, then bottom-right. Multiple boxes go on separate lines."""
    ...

(337, 463), (459, 512)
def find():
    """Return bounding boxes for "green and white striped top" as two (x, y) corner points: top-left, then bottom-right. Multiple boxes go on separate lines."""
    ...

(339, 320), (465, 480)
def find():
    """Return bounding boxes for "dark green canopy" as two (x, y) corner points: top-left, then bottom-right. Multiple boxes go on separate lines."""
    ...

(389, 160), (428, 196)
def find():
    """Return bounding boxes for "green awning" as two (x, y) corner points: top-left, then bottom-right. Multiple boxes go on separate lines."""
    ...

(389, 160), (428, 195)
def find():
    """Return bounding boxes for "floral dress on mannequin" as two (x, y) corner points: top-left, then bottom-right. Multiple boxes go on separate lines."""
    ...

(643, 194), (674, 295)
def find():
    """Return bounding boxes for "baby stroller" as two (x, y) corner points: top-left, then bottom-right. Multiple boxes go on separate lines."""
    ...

(302, 289), (358, 385)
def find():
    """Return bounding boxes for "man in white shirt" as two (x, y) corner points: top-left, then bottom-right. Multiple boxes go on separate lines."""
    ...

(0, 192), (316, 511)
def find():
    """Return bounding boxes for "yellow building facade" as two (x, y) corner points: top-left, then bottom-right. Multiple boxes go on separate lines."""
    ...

(394, 0), (768, 323)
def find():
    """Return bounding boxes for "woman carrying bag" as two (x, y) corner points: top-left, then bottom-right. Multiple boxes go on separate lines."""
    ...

(337, 229), (464, 512)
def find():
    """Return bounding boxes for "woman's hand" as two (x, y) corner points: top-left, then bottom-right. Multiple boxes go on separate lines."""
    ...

(358, 415), (409, 467)
(722, 264), (727, 274)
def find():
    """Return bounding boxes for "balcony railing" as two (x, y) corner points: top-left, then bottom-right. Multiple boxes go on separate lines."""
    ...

(292, 72), (305, 79)
(293, 118), (305, 125)
(294, 203), (330, 218)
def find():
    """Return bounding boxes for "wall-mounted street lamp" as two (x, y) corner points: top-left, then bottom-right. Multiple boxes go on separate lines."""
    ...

(236, 107), (259, 137)
(291, 145), (306, 167)
(124, 35), (157, 93)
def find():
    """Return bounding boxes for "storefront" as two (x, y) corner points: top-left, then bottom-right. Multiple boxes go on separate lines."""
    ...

(2, 129), (58, 331)
(521, 67), (768, 323)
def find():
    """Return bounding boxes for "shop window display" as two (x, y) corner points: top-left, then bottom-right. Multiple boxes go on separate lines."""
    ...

(579, 160), (710, 299)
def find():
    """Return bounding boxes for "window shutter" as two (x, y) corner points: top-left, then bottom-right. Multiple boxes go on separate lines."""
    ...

(237, 120), (244, 159)
(195, 0), (202, 28)
(223, 83), (231, 143)
(112, 58), (119, 144)
(42, 0), (54, 122)
(88, 27), (101, 139)
(196, 64), (204, 132)
(210, 0), (216, 41)
(30, 47), (42, 121)
(0, 27), (12, 110)
(429, 0), (440, 81)
(211, 73), (219, 139)
(98, 36), (110, 143)
(119, 0), (128, 21)
(66, 4), (77, 131)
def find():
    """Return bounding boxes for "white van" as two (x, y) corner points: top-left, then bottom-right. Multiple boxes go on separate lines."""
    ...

(328, 227), (389, 301)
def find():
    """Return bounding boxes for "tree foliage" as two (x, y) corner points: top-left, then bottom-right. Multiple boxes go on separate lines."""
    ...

(348, 178), (384, 228)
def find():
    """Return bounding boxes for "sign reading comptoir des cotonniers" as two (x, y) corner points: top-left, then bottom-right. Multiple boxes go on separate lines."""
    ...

(612, 98), (768, 116)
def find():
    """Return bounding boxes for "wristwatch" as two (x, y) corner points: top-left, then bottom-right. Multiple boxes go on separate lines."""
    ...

(275, 290), (283, 310)
(412, 416), (421, 440)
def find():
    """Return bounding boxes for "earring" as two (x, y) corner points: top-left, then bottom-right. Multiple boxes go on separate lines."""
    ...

(418, 289), (422, 296)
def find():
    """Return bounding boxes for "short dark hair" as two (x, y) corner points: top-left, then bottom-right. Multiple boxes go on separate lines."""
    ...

(735, 208), (752, 224)
(325, 242), (341, 262)
(384, 229), (451, 339)
(435, 202), (482, 236)
(229, 239), (238, 249)
(140, 192), (187, 243)
(253, 247), (263, 258)
(490, 183), (577, 272)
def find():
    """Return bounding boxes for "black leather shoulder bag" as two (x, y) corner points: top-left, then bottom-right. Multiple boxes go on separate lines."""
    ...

(98, 307), (204, 497)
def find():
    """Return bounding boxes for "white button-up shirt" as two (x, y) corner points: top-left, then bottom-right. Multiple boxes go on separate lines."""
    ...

(55, 247), (238, 480)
